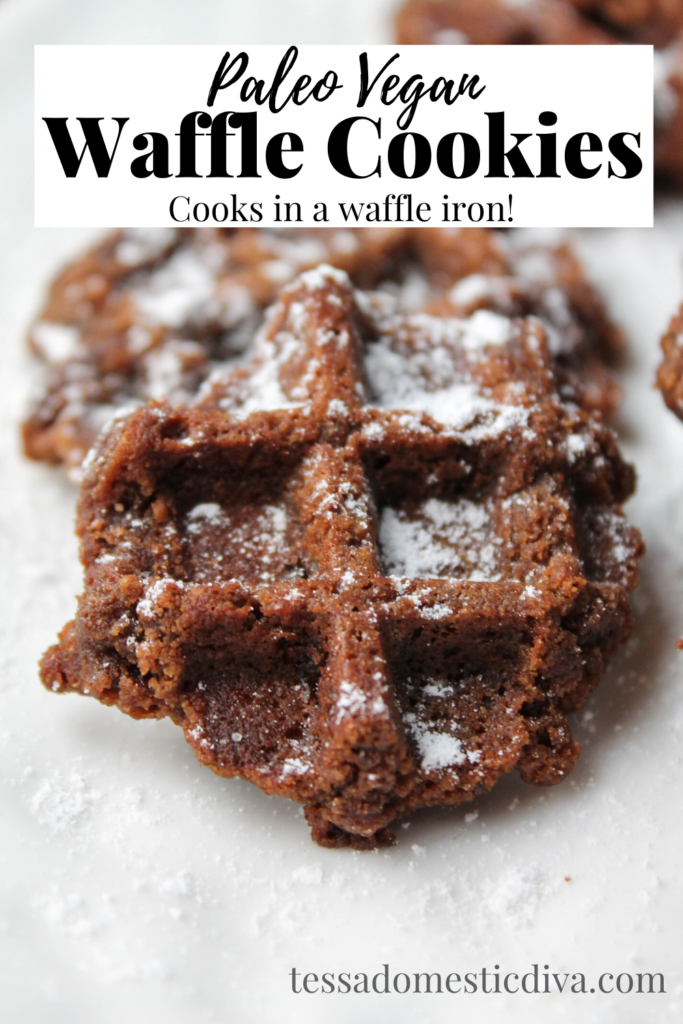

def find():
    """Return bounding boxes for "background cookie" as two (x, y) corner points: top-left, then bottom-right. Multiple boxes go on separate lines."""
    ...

(396, 0), (683, 189)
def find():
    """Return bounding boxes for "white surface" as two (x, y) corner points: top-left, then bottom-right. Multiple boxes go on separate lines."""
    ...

(0, 2), (682, 1022)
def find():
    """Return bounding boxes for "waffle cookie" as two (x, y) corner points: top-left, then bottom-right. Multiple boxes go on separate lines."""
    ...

(40, 267), (642, 848)
(395, 0), (683, 190)
(23, 226), (623, 479)
(428, 241), (623, 417)
(22, 227), (405, 479)
(656, 302), (683, 416)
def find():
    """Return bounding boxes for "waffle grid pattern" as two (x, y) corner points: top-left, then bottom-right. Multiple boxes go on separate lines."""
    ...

(42, 267), (642, 847)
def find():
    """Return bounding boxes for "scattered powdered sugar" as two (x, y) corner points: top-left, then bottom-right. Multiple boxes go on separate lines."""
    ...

(404, 713), (480, 772)
(417, 602), (453, 620)
(479, 864), (554, 929)
(564, 432), (591, 461)
(592, 508), (634, 570)
(229, 332), (302, 416)
(389, 310), (511, 353)
(362, 421), (386, 441)
(410, 726), (465, 771)
(338, 479), (371, 525)
(335, 680), (369, 720)
(331, 230), (359, 254)
(181, 502), (291, 584)
(265, 236), (331, 272)
(142, 340), (203, 403)
(327, 398), (348, 417)
(259, 239), (350, 287)
(115, 227), (177, 267)
(376, 270), (431, 312)
(447, 256), (586, 363)
(126, 324), (153, 356)
(291, 864), (324, 886)
(280, 757), (313, 778)
(423, 680), (454, 698)
(185, 503), (225, 532)
(136, 577), (184, 619)
(379, 497), (501, 581)
(364, 312), (528, 440)
(460, 310), (512, 350)
(33, 888), (102, 941)
(449, 273), (495, 305)
(261, 260), (295, 284)
(236, 505), (290, 575)
(29, 770), (95, 833)
(376, 364), (526, 438)
(541, 285), (573, 330)
(335, 680), (386, 722)
(134, 247), (216, 327)
(31, 322), (82, 363)
(217, 282), (255, 329)
(298, 263), (350, 291)
(306, 454), (373, 531)
(89, 400), (145, 449)
(510, 248), (556, 286)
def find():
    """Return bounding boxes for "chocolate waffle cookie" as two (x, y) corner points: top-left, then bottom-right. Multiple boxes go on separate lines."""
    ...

(656, 302), (683, 416)
(395, 0), (683, 190)
(23, 226), (622, 479)
(22, 227), (405, 479)
(428, 240), (623, 416)
(41, 267), (642, 848)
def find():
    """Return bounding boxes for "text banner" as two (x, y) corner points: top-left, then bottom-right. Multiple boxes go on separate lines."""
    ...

(34, 44), (653, 228)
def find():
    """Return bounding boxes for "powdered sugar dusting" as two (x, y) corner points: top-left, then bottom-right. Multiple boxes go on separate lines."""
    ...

(280, 757), (313, 778)
(404, 712), (480, 772)
(590, 508), (636, 580)
(364, 310), (528, 439)
(379, 498), (501, 581)
(31, 322), (82, 363)
(134, 248), (216, 327)
(229, 334), (302, 416)
(423, 681), (455, 698)
(480, 865), (554, 928)
(143, 340), (204, 403)
(115, 228), (176, 267)
(136, 577), (183, 619)
(335, 678), (387, 723)
(298, 263), (350, 291)
(225, 273), (356, 415)
(410, 724), (466, 770)
(29, 770), (95, 833)
(181, 501), (291, 584)
(186, 503), (225, 531)
(461, 309), (512, 350)
(335, 680), (368, 721)
(565, 432), (590, 461)
(449, 273), (496, 304)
